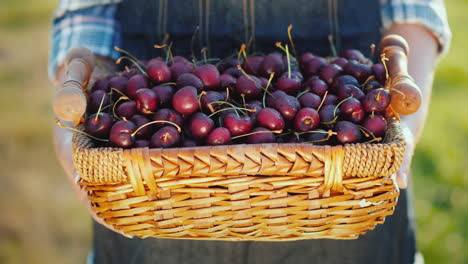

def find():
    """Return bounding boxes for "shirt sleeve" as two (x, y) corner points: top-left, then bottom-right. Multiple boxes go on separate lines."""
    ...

(381, 0), (452, 56)
(48, 3), (121, 81)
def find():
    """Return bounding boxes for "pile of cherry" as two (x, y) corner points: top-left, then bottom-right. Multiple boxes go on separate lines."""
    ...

(84, 47), (391, 149)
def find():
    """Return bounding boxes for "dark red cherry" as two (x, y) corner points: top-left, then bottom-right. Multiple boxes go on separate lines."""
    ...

(323, 94), (339, 106)
(260, 53), (285, 77)
(223, 67), (243, 78)
(299, 52), (315, 67)
(256, 108), (285, 131)
(109, 120), (137, 148)
(200, 91), (225, 113)
(219, 74), (237, 89)
(343, 61), (372, 83)
(170, 62), (192, 81)
(362, 88), (391, 113)
(336, 121), (361, 144)
(130, 114), (152, 139)
(217, 58), (240, 73)
(332, 57), (348, 68)
(193, 64), (220, 90)
(242, 56), (264, 75)
(342, 49), (365, 62)
(319, 104), (339, 125)
(274, 95), (300, 121)
(176, 73), (204, 92)
(294, 108), (320, 132)
(362, 114), (387, 137)
(277, 72), (302, 95)
(87, 90), (110, 113)
(337, 84), (365, 101)
(152, 84), (175, 108)
(115, 101), (137, 119)
(246, 127), (276, 144)
(299, 92), (322, 109)
(266, 90), (288, 108)
(190, 112), (215, 139)
(302, 57), (327, 77)
(85, 112), (112, 138)
(302, 76), (328, 97)
(152, 108), (183, 129)
(126, 74), (148, 100)
(172, 86), (199, 115)
(135, 88), (158, 114)
(332, 75), (359, 92)
(235, 75), (262, 100)
(206, 127), (231, 146)
(91, 77), (110, 92)
(223, 113), (254, 136)
(320, 64), (343, 85)
(147, 60), (171, 84)
(108, 76), (128, 97)
(339, 97), (365, 123)
(372, 63), (387, 84)
(150, 126), (180, 148)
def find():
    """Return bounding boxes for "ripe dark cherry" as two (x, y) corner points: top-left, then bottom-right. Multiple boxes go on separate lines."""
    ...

(266, 90), (288, 108)
(108, 76), (128, 97)
(85, 112), (112, 138)
(362, 114), (387, 137)
(372, 63), (387, 84)
(190, 112), (215, 139)
(147, 60), (171, 84)
(364, 80), (383, 91)
(181, 139), (198, 147)
(277, 72), (302, 95)
(172, 86), (199, 115)
(339, 97), (365, 123)
(152, 84), (175, 107)
(200, 91), (225, 113)
(242, 56), (264, 75)
(91, 77), (109, 92)
(342, 49), (365, 62)
(299, 92), (322, 109)
(257, 108), (285, 131)
(343, 61), (372, 83)
(193, 64), (220, 90)
(109, 120), (137, 148)
(136, 88), (158, 114)
(299, 52), (315, 67)
(235, 75), (262, 100)
(169, 56), (190, 66)
(130, 115), (151, 139)
(320, 64), (343, 85)
(332, 57), (348, 68)
(332, 75), (359, 92)
(115, 101), (137, 120)
(294, 108), (320, 132)
(319, 104), (340, 124)
(87, 90), (110, 113)
(223, 67), (243, 78)
(126, 74), (148, 100)
(246, 100), (263, 112)
(176, 73), (204, 92)
(206, 127), (231, 146)
(246, 127), (276, 144)
(302, 57), (327, 77)
(134, 139), (150, 148)
(337, 84), (365, 101)
(170, 62), (192, 81)
(274, 95), (300, 121)
(219, 74), (237, 89)
(223, 113), (254, 136)
(323, 94), (339, 106)
(305, 129), (333, 145)
(217, 58), (239, 73)
(336, 121), (362, 144)
(302, 77), (328, 97)
(362, 88), (391, 113)
(152, 108), (183, 129)
(260, 53), (285, 77)
(151, 126), (180, 148)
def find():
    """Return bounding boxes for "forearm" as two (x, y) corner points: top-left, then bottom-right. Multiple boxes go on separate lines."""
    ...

(383, 24), (438, 142)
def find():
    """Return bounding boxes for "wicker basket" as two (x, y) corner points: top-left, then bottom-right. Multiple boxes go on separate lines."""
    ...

(73, 118), (405, 241)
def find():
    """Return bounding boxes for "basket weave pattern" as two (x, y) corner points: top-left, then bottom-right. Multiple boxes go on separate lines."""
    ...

(73, 119), (405, 240)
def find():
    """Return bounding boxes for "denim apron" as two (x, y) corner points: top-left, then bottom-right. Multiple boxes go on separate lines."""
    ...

(91, 1), (416, 263)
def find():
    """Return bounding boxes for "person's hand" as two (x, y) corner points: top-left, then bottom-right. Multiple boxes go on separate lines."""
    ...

(53, 51), (132, 237)
(395, 122), (415, 189)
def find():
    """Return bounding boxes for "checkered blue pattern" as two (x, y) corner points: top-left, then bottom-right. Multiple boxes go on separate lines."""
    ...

(48, 0), (451, 80)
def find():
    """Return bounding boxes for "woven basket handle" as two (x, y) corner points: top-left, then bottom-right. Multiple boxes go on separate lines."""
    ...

(53, 48), (95, 124)
(379, 34), (422, 116)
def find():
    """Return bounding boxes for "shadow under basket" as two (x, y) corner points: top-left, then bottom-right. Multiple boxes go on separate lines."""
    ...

(72, 118), (405, 241)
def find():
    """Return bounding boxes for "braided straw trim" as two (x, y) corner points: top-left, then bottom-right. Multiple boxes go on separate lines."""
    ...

(73, 119), (405, 185)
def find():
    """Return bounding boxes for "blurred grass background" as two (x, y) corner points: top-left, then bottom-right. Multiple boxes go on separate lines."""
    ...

(0, 0), (466, 263)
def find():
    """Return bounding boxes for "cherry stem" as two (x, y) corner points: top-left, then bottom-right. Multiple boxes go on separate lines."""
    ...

(231, 129), (282, 140)
(263, 72), (275, 108)
(111, 88), (127, 98)
(112, 95), (130, 119)
(334, 96), (352, 117)
(191, 26), (200, 64)
(296, 130), (337, 136)
(296, 90), (309, 99)
(114, 46), (140, 66)
(380, 54), (390, 81)
(157, 82), (177, 86)
(94, 93), (107, 122)
(236, 65), (255, 82)
(246, 36), (255, 55)
(167, 41), (174, 62)
(317, 91), (328, 112)
(370, 43), (376, 58)
(198, 91), (207, 111)
(207, 106), (255, 118)
(360, 75), (375, 89)
(241, 94), (246, 108)
(116, 56), (148, 77)
(287, 24), (297, 57)
(124, 66), (131, 72)
(225, 87), (230, 102)
(208, 101), (247, 116)
(362, 137), (383, 144)
(237, 44), (247, 62)
(357, 125), (376, 139)
(328, 34), (338, 58)
(286, 44), (291, 78)
(131, 120), (181, 137)
(55, 118), (109, 142)
(201, 47), (208, 64)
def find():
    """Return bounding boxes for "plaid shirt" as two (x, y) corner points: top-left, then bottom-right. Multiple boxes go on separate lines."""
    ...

(48, 0), (451, 80)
